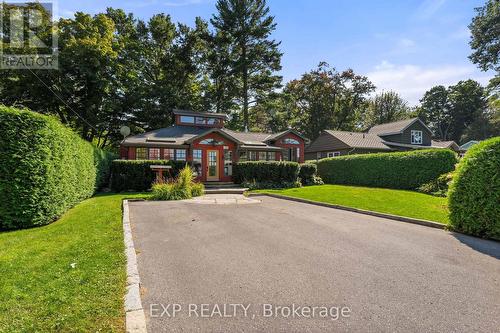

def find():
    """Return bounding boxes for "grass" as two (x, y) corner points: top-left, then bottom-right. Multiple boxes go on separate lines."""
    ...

(0, 192), (147, 333)
(256, 184), (449, 224)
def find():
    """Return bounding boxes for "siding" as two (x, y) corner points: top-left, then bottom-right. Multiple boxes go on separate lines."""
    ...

(379, 121), (432, 146)
(305, 148), (388, 160)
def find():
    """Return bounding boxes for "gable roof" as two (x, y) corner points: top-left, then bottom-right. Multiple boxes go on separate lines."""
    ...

(431, 140), (459, 150)
(121, 125), (306, 148)
(368, 118), (432, 136)
(324, 130), (392, 150)
(459, 140), (479, 150)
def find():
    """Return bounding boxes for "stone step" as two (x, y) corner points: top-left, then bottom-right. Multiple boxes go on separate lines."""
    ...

(203, 182), (241, 189)
(204, 188), (248, 195)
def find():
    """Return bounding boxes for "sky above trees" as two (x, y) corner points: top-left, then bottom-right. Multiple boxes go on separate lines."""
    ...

(58, 0), (495, 105)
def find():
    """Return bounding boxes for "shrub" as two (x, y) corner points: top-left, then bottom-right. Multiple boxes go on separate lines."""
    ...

(150, 165), (204, 200)
(448, 137), (500, 239)
(233, 161), (300, 188)
(0, 106), (114, 229)
(317, 149), (457, 190)
(298, 163), (323, 186)
(417, 172), (453, 197)
(110, 160), (185, 192)
(191, 182), (205, 197)
(242, 180), (302, 190)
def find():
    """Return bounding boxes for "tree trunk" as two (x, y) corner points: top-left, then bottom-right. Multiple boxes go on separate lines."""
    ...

(242, 44), (249, 131)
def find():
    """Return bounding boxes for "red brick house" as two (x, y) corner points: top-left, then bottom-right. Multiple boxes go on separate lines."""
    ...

(120, 110), (306, 182)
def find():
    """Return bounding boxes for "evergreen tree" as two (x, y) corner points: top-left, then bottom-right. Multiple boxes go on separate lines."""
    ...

(210, 0), (282, 130)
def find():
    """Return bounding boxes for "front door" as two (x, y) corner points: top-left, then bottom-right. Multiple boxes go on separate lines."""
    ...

(207, 150), (219, 181)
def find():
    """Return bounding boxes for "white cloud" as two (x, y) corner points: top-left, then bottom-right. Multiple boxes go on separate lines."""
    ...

(366, 61), (491, 105)
(163, 0), (204, 7)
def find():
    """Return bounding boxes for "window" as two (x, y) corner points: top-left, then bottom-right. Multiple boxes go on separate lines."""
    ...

(327, 152), (341, 158)
(199, 138), (224, 145)
(411, 130), (423, 144)
(192, 149), (202, 176)
(224, 150), (233, 176)
(267, 151), (276, 161)
(163, 148), (174, 160)
(195, 117), (206, 125)
(180, 116), (194, 124)
(136, 147), (147, 160)
(316, 152), (322, 159)
(207, 117), (218, 125)
(148, 148), (160, 160)
(282, 138), (300, 145)
(239, 151), (247, 162)
(176, 149), (186, 161)
(258, 151), (267, 161)
(248, 151), (257, 161)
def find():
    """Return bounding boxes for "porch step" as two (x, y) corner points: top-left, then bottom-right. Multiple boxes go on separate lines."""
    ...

(203, 182), (240, 189)
(204, 188), (248, 195)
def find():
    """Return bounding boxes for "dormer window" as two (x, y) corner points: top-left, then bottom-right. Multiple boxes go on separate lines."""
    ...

(180, 116), (195, 124)
(411, 130), (423, 144)
(282, 138), (300, 144)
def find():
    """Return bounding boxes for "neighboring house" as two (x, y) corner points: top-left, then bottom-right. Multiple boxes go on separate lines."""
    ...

(459, 140), (479, 157)
(305, 118), (459, 160)
(120, 110), (306, 182)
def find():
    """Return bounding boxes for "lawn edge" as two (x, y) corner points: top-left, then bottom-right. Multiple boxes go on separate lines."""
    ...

(123, 199), (148, 333)
(248, 193), (445, 229)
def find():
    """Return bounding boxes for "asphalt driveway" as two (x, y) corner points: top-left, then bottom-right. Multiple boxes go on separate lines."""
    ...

(129, 196), (500, 333)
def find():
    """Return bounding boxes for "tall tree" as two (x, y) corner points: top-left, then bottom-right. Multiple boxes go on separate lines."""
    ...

(418, 81), (488, 143)
(447, 80), (488, 142)
(210, 0), (282, 130)
(469, 0), (500, 73)
(418, 85), (453, 140)
(363, 91), (411, 129)
(269, 62), (375, 140)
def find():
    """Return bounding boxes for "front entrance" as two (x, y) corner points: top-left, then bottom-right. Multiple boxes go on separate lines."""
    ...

(207, 150), (219, 181)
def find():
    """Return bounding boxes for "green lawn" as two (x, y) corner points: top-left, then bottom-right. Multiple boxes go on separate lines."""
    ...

(0, 193), (147, 333)
(256, 185), (449, 224)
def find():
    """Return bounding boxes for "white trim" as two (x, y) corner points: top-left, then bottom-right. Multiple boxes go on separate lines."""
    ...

(327, 151), (341, 158)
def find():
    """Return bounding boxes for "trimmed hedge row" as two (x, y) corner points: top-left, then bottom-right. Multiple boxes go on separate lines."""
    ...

(110, 160), (186, 192)
(0, 106), (114, 230)
(233, 161), (300, 184)
(448, 137), (500, 239)
(317, 149), (457, 190)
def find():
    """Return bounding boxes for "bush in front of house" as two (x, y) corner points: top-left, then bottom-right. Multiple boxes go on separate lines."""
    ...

(417, 172), (453, 197)
(0, 106), (114, 230)
(299, 163), (323, 186)
(110, 159), (185, 192)
(150, 165), (204, 200)
(448, 137), (500, 239)
(316, 149), (457, 190)
(233, 161), (300, 188)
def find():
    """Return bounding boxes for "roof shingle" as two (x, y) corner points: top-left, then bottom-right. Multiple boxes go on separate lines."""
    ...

(324, 130), (392, 150)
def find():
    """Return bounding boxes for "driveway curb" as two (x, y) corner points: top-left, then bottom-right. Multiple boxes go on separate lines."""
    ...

(248, 193), (445, 229)
(123, 200), (147, 333)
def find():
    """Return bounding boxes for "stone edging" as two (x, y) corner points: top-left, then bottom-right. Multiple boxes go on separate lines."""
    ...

(123, 200), (147, 333)
(248, 193), (445, 230)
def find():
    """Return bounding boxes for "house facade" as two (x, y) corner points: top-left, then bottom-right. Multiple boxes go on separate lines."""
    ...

(305, 118), (459, 160)
(120, 110), (306, 182)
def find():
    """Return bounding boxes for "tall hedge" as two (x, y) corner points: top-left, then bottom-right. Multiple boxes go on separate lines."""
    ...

(448, 137), (500, 239)
(233, 161), (300, 184)
(110, 160), (186, 192)
(0, 106), (114, 229)
(317, 149), (457, 190)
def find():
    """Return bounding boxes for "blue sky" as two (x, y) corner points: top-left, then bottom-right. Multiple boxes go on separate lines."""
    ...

(57, 0), (493, 105)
